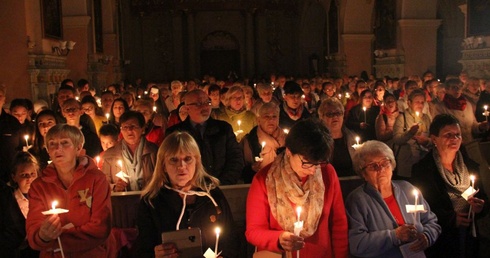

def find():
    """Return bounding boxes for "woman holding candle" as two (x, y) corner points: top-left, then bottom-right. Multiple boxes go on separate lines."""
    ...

(25, 124), (116, 257)
(411, 114), (488, 258)
(317, 98), (357, 177)
(346, 89), (380, 141)
(345, 140), (441, 258)
(246, 119), (348, 258)
(136, 131), (237, 258)
(392, 89), (431, 179)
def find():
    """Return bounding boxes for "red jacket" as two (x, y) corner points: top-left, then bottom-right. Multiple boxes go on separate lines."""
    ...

(246, 163), (348, 258)
(26, 157), (116, 258)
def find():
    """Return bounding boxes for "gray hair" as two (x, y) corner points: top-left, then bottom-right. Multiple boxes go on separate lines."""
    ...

(352, 140), (396, 176)
(258, 102), (280, 117)
(317, 98), (344, 118)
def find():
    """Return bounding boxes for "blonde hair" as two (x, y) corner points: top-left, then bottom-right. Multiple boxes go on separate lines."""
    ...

(45, 124), (85, 150)
(225, 85), (244, 106)
(141, 131), (219, 206)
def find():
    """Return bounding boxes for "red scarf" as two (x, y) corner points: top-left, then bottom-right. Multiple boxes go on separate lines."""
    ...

(379, 105), (398, 116)
(443, 94), (467, 111)
(283, 102), (304, 120)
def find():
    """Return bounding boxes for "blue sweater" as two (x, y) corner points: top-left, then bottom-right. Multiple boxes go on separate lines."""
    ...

(345, 180), (441, 258)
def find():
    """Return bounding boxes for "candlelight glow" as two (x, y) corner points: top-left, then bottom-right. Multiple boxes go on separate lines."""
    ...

(52, 200), (58, 210)
(237, 120), (241, 126)
(261, 141), (266, 148)
(283, 129), (289, 134)
(24, 135), (29, 141)
(105, 113), (110, 120)
(415, 111), (420, 117)
(413, 189), (419, 197)
(215, 227), (221, 235)
(153, 106), (157, 112)
(118, 160), (123, 168)
(485, 105), (488, 111)
(296, 206), (302, 221)
(355, 136), (360, 145)
(362, 106), (366, 112)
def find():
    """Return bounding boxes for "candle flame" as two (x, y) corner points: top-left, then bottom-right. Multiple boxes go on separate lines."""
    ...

(412, 189), (419, 197)
(355, 136), (360, 145)
(153, 106), (157, 112)
(362, 106), (366, 111)
(415, 111), (420, 117)
(95, 156), (100, 163)
(237, 120), (241, 126)
(215, 227), (221, 235)
(485, 105), (488, 111)
(118, 160), (123, 168)
(261, 141), (266, 148)
(24, 135), (29, 141)
(105, 113), (110, 120)
(52, 200), (58, 210)
(283, 129), (289, 134)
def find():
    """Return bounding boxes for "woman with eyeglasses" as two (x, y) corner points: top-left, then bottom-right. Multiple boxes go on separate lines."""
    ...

(411, 114), (488, 258)
(102, 111), (158, 192)
(136, 131), (237, 258)
(345, 140), (441, 258)
(432, 78), (488, 144)
(3, 152), (40, 257)
(318, 98), (357, 177)
(246, 119), (348, 258)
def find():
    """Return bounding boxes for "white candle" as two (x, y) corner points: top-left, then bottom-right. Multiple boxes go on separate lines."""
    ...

(294, 206), (303, 258)
(470, 175), (475, 188)
(484, 105), (488, 122)
(362, 106), (367, 123)
(41, 200), (69, 215)
(214, 227), (220, 256)
(413, 189), (419, 224)
(24, 134), (29, 147)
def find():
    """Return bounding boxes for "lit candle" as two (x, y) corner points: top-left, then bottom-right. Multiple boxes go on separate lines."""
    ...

(214, 227), (220, 256)
(117, 159), (123, 169)
(338, 93), (342, 99)
(484, 105), (488, 122)
(24, 134), (29, 147)
(362, 106), (367, 123)
(153, 106), (157, 112)
(283, 128), (289, 134)
(413, 189), (419, 224)
(345, 92), (350, 99)
(261, 141), (266, 152)
(470, 175), (475, 189)
(294, 206), (303, 258)
(296, 206), (302, 222)
(237, 120), (241, 130)
(95, 156), (100, 169)
(144, 91), (148, 95)
(75, 96), (79, 101)
(105, 113), (110, 121)
(41, 201), (68, 258)
(355, 136), (360, 146)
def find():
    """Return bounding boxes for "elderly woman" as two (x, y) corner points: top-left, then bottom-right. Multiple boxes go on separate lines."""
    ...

(393, 89), (431, 179)
(345, 140), (441, 258)
(412, 114), (488, 258)
(26, 124), (115, 257)
(136, 131), (237, 258)
(432, 78), (488, 144)
(213, 85), (257, 142)
(241, 102), (286, 183)
(318, 98), (357, 177)
(102, 111), (158, 192)
(165, 80), (183, 112)
(246, 119), (348, 258)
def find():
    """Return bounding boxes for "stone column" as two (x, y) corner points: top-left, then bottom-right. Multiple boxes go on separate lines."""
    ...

(341, 34), (375, 76)
(398, 19), (441, 76)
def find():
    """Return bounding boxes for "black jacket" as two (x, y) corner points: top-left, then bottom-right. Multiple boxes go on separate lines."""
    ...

(411, 150), (489, 258)
(136, 187), (238, 257)
(166, 118), (244, 185)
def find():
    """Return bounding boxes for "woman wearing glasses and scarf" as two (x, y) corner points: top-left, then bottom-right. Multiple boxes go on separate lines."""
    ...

(246, 118), (348, 258)
(136, 131), (237, 258)
(345, 140), (441, 258)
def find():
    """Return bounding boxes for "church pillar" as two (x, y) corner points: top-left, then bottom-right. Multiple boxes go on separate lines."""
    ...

(398, 19), (441, 76)
(342, 34), (375, 76)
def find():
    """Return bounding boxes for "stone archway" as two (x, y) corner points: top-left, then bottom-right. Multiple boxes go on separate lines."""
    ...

(200, 31), (240, 80)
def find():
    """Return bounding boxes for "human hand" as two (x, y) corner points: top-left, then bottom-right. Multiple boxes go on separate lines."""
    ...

(455, 212), (471, 228)
(468, 197), (485, 214)
(155, 243), (179, 258)
(278, 231), (304, 252)
(408, 124), (420, 134)
(409, 233), (429, 252)
(413, 135), (429, 145)
(114, 179), (128, 192)
(395, 224), (417, 243)
(38, 214), (62, 242)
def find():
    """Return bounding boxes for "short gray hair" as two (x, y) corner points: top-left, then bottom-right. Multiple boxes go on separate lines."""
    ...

(258, 102), (279, 116)
(352, 140), (396, 176)
(317, 98), (344, 118)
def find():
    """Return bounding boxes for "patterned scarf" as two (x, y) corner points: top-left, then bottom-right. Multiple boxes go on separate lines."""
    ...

(121, 138), (145, 191)
(265, 152), (324, 238)
(443, 94), (467, 111)
(432, 148), (470, 213)
(283, 102), (304, 121)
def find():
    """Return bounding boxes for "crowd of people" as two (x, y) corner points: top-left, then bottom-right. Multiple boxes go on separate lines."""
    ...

(0, 70), (489, 257)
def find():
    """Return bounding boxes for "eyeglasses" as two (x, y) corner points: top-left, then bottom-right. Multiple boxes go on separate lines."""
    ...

(120, 125), (141, 131)
(323, 111), (343, 118)
(298, 155), (328, 169)
(19, 172), (37, 179)
(362, 158), (392, 172)
(168, 156), (195, 166)
(82, 106), (94, 112)
(187, 101), (212, 108)
(439, 132), (462, 140)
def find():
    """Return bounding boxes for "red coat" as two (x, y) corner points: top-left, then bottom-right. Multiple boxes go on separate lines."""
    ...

(246, 163), (348, 258)
(26, 157), (116, 258)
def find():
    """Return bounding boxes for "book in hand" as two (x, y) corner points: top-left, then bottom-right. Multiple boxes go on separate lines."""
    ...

(161, 228), (203, 258)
